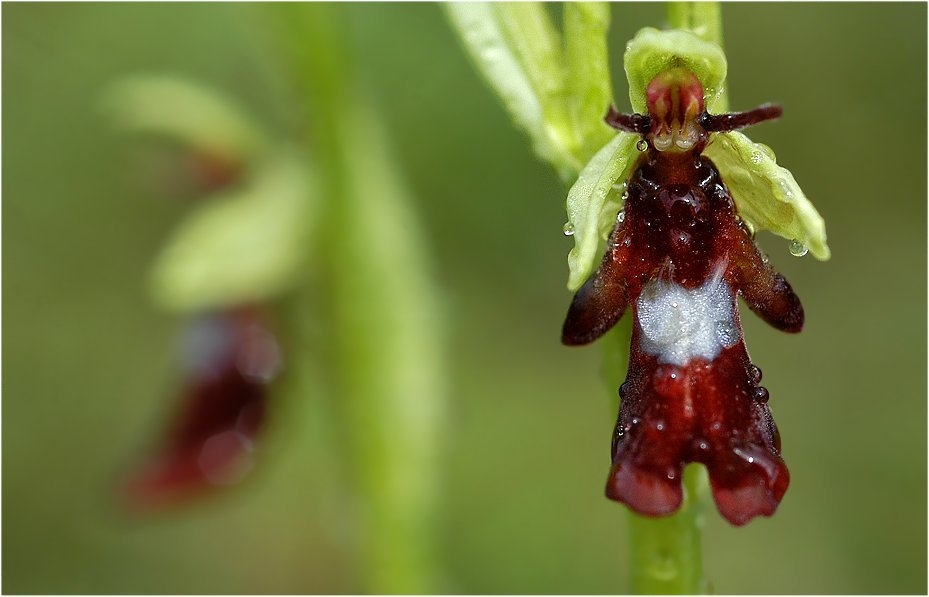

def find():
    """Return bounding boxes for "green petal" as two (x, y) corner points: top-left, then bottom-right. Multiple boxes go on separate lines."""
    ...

(704, 131), (830, 260)
(565, 132), (640, 290)
(150, 153), (315, 311)
(624, 27), (728, 114)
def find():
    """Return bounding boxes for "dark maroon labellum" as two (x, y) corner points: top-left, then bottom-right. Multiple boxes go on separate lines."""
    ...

(562, 68), (803, 526)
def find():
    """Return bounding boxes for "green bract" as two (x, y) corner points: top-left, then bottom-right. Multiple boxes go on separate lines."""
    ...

(565, 27), (829, 289)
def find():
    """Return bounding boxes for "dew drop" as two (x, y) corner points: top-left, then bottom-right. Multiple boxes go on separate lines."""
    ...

(617, 210), (626, 223)
(636, 139), (648, 152)
(753, 387), (770, 403)
(749, 364), (763, 384)
(750, 151), (763, 165)
(777, 178), (796, 199)
(563, 222), (575, 236)
(788, 239), (808, 257)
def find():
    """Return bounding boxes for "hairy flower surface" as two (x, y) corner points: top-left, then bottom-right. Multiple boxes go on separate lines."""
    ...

(562, 47), (821, 525)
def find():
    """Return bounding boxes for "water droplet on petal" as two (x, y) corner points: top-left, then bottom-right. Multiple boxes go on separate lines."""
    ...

(617, 210), (626, 223)
(753, 387), (770, 403)
(777, 178), (796, 199)
(636, 139), (648, 152)
(715, 319), (738, 346)
(750, 151), (763, 165)
(563, 222), (575, 236)
(788, 239), (808, 257)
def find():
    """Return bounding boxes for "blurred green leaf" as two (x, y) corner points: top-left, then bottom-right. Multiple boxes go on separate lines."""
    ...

(103, 75), (268, 162)
(150, 153), (315, 311)
(705, 132), (830, 260)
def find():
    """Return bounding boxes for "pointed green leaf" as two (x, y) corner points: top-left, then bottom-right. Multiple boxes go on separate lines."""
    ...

(495, 3), (566, 117)
(445, 4), (545, 152)
(566, 133), (641, 290)
(150, 154), (315, 311)
(704, 131), (830, 260)
(446, 3), (582, 179)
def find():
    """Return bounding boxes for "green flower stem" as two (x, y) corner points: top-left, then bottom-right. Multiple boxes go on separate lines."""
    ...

(628, 466), (709, 594)
(618, 5), (725, 594)
(267, 5), (446, 592)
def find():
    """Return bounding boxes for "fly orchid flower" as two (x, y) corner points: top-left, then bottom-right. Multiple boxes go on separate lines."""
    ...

(562, 28), (829, 526)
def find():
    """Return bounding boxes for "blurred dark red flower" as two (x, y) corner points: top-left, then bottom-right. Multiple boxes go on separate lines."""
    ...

(123, 307), (281, 510)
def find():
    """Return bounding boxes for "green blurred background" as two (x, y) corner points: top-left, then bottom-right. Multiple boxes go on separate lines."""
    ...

(4, 3), (926, 593)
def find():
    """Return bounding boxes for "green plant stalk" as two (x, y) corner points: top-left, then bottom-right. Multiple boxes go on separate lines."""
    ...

(267, 5), (446, 592)
(628, 466), (709, 593)
(620, 3), (725, 593)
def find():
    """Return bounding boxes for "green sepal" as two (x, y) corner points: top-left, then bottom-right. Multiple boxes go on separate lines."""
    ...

(624, 27), (727, 114)
(150, 153), (315, 311)
(704, 132), (830, 260)
(566, 133), (640, 290)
